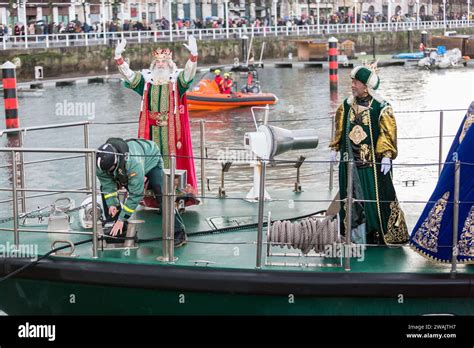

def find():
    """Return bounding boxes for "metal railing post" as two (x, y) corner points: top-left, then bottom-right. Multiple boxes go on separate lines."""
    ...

(345, 160), (353, 271)
(199, 120), (206, 199)
(256, 157), (266, 269)
(451, 160), (461, 274)
(329, 114), (335, 190)
(161, 164), (170, 261)
(84, 123), (91, 190)
(11, 150), (19, 247)
(438, 110), (444, 176)
(18, 132), (26, 213)
(168, 155), (176, 261)
(91, 151), (98, 258)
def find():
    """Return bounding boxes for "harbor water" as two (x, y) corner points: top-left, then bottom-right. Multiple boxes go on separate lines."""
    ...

(0, 64), (473, 216)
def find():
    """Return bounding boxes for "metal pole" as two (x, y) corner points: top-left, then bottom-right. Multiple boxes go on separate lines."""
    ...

(416, 0), (420, 29)
(161, 164), (170, 261)
(345, 160), (353, 271)
(91, 151), (98, 258)
(199, 120), (206, 199)
(168, 155), (176, 261)
(354, 1), (358, 32)
(256, 158), (266, 269)
(438, 111), (444, 176)
(329, 114), (335, 190)
(169, 0), (173, 42)
(18, 131), (26, 213)
(388, 0), (391, 31)
(317, 0), (320, 34)
(443, 0), (447, 33)
(225, 0), (229, 39)
(101, 0), (106, 45)
(84, 123), (90, 190)
(11, 150), (19, 247)
(451, 160), (461, 274)
(372, 35), (376, 59)
(23, 0), (28, 49)
(273, 0), (277, 36)
(468, 0), (471, 25)
(266, 211), (272, 263)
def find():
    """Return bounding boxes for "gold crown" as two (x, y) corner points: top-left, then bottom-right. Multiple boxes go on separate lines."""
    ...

(152, 48), (173, 61)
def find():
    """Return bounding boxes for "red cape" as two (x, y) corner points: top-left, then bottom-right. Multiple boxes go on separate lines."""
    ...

(138, 81), (198, 193)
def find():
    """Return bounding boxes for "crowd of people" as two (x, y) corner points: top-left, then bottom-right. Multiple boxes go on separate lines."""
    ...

(0, 11), (471, 39)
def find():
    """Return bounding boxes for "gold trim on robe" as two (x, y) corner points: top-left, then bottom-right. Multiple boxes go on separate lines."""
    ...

(376, 105), (398, 160)
(412, 192), (450, 252)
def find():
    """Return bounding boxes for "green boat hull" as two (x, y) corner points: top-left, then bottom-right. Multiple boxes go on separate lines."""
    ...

(1, 277), (472, 316)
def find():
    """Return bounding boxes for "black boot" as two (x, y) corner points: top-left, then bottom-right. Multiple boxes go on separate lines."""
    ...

(174, 229), (187, 248)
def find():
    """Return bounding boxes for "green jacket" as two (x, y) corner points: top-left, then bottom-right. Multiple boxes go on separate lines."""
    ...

(97, 139), (163, 221)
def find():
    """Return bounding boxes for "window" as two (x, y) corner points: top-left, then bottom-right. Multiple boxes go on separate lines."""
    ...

(183, 3), (190, 18)
(196, 1), (203, 19)
(212, 0), (218, 17)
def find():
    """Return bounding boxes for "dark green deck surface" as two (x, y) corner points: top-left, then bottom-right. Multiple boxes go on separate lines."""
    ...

(0, 185), (470, 275)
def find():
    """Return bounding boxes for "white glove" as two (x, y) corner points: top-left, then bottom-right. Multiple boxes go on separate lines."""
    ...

(330, 150), (338, 163)
(115, 39), (127, 59)
(381, 157), (391, 175)
(183, 35), (198, 56)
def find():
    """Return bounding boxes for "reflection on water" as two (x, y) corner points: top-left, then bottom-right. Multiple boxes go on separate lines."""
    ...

(0, 65), (473, 215)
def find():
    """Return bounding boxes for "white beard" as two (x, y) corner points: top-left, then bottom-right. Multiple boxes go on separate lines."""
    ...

(149, 67), (173, 86)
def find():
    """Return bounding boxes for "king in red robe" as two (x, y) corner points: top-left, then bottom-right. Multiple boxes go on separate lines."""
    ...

(114, 36), (199, 205)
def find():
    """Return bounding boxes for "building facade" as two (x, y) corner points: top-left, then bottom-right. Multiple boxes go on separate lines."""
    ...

(0, 0), (467, 27)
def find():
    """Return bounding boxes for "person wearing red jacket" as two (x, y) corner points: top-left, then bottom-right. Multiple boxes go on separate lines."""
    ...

(214, 69), (224, 93)
(222, 73), (233, 94)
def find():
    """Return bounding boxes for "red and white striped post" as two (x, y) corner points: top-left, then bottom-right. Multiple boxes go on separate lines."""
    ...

(1, 61), (20, 130)
(328, 37), (338, 91)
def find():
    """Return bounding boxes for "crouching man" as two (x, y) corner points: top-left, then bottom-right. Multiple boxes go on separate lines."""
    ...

(96, 137), (187, 247)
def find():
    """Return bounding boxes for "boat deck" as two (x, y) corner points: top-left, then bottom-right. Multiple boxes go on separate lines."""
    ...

(0, 180), (470, 275)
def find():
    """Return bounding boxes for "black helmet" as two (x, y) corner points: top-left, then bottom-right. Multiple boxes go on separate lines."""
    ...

(97, 143), (118, 172)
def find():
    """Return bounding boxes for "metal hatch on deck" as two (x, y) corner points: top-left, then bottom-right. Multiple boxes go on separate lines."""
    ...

(207, 216), (260, 230)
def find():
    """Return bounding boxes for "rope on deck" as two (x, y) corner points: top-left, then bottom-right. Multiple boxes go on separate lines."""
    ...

(269, 216), (339, 255)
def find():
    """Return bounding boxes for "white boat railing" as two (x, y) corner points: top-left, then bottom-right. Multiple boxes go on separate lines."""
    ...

(1, 20), (473, 50)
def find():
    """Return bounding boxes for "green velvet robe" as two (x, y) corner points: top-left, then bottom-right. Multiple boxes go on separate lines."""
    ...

(330, 96), (409, 245)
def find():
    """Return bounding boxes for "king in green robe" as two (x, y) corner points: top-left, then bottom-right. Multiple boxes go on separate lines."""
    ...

(329, 66), (409, 245)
